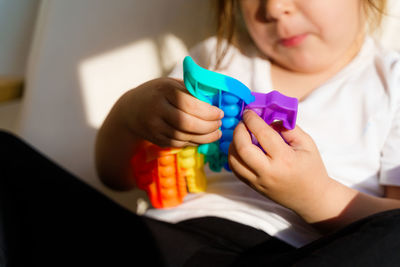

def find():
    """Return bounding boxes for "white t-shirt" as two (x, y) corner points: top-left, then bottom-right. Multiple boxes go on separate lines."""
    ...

(145, 36), (400, 248)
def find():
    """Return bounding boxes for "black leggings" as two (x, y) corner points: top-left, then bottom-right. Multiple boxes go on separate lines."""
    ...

(1, 130), (400, 267)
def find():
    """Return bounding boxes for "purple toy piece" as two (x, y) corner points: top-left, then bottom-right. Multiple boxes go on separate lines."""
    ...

(242, 91), (298, 147)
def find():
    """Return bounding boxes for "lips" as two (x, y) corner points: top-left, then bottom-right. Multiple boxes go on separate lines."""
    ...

(280, 33), (308, 47)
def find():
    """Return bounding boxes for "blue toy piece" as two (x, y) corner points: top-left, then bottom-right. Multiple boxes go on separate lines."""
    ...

(183, 56), (255, 105)
(183, 56), (255, 171)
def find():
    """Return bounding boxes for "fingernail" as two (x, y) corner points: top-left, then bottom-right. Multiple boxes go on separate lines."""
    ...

(219, 110), (224, 119)
(218, 120), (222, 127)
(243, 109), (251, 116)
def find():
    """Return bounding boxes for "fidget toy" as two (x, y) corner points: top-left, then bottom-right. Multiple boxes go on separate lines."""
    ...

(131, 56), (298, 208)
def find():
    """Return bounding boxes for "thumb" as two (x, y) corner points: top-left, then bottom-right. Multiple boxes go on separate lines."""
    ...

(275, 124), (313, 149)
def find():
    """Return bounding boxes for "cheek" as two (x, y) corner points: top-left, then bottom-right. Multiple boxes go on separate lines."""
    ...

(250, 27), (275, 51)
(315, 18), (360, 47)
(305, 0), (363, 45)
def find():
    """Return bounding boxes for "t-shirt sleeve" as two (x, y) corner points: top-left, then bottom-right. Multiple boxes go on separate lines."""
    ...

(379, 55), (400, 187)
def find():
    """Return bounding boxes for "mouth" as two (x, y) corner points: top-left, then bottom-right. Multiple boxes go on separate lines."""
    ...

(279, 33), (308, 47)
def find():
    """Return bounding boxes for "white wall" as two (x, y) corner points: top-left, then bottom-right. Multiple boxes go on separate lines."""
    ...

(0, 0), (40, 76)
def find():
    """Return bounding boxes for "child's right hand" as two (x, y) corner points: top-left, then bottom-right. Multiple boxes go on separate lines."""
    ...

(122, 77), (224, 148)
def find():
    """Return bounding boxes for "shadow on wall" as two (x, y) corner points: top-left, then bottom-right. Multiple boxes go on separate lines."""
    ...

(0, 0), (40, 76)
(18, 0), (216, 213)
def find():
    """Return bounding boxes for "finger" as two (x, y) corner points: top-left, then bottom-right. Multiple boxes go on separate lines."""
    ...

(228, 143), (258, 185)
(169, 77), (184, 85)
(168, 139), (198, 148)
(242, 110), (288, 158)
(279, 125), (314, 149)
(153, 132), (198, 148)
(159, 117), (222, 145)
(232, 121), (270, 173)
(161, 99), (222, 134)
(165, 83), (224, 121)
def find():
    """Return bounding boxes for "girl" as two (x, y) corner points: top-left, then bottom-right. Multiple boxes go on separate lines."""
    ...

(1, 0), (400, 266)
(98, 0), (400, 263)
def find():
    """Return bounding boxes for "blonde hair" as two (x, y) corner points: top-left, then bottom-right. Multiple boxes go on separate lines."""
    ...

(215, 0), (387, 70)
(364, 0), (387, 30)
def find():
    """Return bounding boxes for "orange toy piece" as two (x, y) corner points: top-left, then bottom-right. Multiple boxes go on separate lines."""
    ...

(132, 141), (188, 208)
(131, 141), (207, 208)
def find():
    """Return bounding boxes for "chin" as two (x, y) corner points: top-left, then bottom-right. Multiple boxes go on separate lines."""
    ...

(280, 54), (330, 74)
(289, 63), (327, 74)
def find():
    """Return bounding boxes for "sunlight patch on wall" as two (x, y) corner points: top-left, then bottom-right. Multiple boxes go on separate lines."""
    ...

(159, 33), (189, 74)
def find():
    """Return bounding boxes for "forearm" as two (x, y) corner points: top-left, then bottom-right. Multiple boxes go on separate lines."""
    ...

(301, 179), (400, 233)
(95, 91), (142, 191)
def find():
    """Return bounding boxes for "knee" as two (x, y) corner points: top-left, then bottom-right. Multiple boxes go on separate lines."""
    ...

(0, 130), (20, 143)
(0, 130), (28, 161)
(0, 130), (25, 147)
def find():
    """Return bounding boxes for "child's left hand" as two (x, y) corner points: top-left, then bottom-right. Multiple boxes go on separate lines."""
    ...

(228, 110), (339, 223)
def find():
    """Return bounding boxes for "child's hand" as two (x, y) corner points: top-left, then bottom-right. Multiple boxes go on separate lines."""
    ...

(123, 78), (224, 148)
(228, 110), (336, 222)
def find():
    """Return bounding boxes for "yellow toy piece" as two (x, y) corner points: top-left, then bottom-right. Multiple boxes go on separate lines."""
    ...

(177, 147), (207, 193)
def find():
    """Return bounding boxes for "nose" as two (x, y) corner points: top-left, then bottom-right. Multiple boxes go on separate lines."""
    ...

(266, 0), (295, 21)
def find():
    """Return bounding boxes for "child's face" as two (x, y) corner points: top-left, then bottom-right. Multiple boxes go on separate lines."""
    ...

(240, 0), (366, 73)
